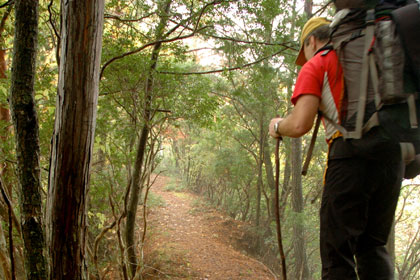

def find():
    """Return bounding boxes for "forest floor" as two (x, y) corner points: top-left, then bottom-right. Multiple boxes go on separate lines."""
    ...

(141, 175), (276, 280)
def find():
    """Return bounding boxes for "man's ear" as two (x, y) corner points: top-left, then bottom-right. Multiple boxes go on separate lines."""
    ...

(308, 36), (316, 51)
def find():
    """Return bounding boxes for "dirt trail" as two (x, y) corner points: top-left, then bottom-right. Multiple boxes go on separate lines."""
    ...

(143, 176), (276, 280)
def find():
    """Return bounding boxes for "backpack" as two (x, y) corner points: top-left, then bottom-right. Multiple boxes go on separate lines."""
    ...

(302, 0), (420, 178)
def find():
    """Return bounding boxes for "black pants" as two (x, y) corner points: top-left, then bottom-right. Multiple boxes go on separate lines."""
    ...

(320, 132), (403, 280)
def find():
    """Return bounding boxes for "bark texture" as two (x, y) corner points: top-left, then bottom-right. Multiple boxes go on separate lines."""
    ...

(46, 1), (104, 279)
(9, 1), (48, 279)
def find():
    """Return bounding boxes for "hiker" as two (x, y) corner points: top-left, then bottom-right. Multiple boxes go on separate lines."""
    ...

(268, 14), (404, 280)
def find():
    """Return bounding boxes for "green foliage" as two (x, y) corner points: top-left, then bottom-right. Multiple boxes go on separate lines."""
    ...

(2, 0), (419, 278)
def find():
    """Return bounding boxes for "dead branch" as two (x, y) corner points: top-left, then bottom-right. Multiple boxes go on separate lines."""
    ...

(104, 12), (155, 23)
(47, 0), (60, 64)
(47, 0), (60, 42)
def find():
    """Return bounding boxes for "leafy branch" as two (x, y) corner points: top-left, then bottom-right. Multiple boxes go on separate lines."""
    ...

(100, 0), (238, 79)
(100, 27), (206, 79)
(168, 18), (298, 48)
(157, 46), (290, 75)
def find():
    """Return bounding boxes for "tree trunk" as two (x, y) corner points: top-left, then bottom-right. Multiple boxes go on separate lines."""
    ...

(9, 1), (48, 279)
(256, 173), (262, 226)
(291, 138), (310, 279)
(256, 115), (264, 226)
(126, 124), (150, 277)
(46, 1), (104, 279)
(171, 139), (180, 169)
(304, 0), (313, 18)
(280, 143), (291, 217)
(125, 1), (172, 276)
(263, 138), (276, 221)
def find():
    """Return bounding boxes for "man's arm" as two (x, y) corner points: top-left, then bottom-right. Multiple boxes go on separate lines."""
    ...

(269, 94), (320, 138)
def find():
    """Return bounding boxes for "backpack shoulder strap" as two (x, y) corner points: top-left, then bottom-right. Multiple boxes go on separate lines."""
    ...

(348, 9), (376, 139)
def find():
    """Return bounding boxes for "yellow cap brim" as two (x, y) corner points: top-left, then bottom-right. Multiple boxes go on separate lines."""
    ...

(295, 45), (306, 66)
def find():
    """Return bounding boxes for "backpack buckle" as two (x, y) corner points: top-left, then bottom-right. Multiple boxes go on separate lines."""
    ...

(365, 9), (375, 24)
(350, 29), (363, 40)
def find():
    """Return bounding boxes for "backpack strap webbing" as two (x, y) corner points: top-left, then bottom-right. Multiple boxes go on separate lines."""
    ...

(408, 94), (418, 128)
(302, 112), (322, 176)
(322, 113), (376, 138)
(348, 9), (376, 139)
(332, 29), (365, 52)
(369, 51), (381, 107)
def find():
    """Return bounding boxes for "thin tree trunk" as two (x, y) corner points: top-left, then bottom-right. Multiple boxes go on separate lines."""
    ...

(291, 138), (310, 279)
(289, 1), (310, 278)
(256, 115), (264, 226)
(9, 1), (48, 279)
(255, 160), (263, 226)
(46, 1), (104, 279)
(263, 139), (276, 222)
(305, 0), (313, 18)
(126, 124), (149, 277)
(125, 1), (172, 276)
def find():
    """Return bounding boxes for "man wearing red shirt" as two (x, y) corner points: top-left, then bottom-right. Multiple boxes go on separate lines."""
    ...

(269, 16), (403, 279)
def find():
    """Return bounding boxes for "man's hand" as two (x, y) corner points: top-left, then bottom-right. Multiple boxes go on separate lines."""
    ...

(269, 95), (320, 139)
(269, 117), (283, 138)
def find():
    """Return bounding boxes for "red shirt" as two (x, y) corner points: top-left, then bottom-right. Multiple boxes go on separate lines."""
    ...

(292, 49), (344, 140)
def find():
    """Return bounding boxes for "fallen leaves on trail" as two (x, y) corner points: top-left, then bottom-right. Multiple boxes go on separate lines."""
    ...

(142, 176), (276, 280)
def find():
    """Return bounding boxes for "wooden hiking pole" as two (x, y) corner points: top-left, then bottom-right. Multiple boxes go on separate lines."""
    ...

(275, 136), (287, 280)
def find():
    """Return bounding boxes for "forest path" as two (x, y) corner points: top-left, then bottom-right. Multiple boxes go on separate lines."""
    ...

(142, 175), (276, 280)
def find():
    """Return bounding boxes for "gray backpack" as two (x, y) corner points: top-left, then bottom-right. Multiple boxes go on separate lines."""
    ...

(302, 1), (420, 178)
